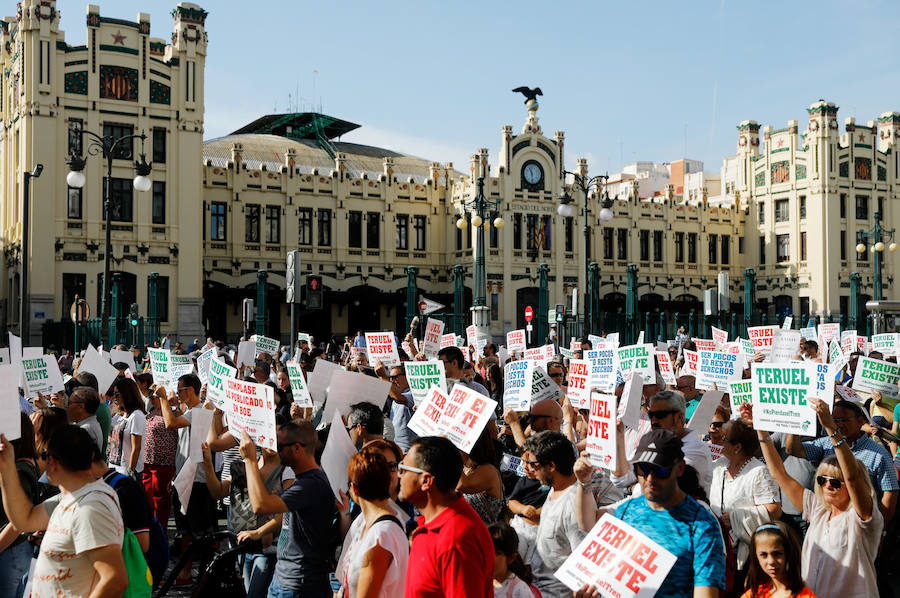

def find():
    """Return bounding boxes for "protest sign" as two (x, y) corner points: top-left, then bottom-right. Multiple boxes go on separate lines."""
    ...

(588, 334), (604, 348)
(739, 338), (756, 361)
(852, 356), (900, 400)
(828, 339), (843, 364)
(800, 326), (817, 341)
(196, 346), (215, 385)
(476, 336), (488, 357)
(697, 351), (741, 390)
(79, 345), (119, 395)
(836, 385), (863, 403)
(406, 360), (448, 406)
(7, 332), (21, 369)
(769, 329), (800, 363)
(807, 362), (835, 408)
(566, 359), (591, 409)
(225, 377), (276, 451)
(840, 331), (857, 357)
(168, 354), (194, 392)
(324, 370), (391, 422)
(532, 365), (564, 403)
(365, 332), (400, 367)
(618, 373), (644, 431)
(250, 334), (279, 356)
(586, 349), (617, 393)
(782, 315), (793, 330)
(616, 344), (654, 379)
(286, 363), (313, 408)
(586, 392), (617, 469)
(321, 412), (357, 500)
(872, 333), (900, 357)
(422, 318), (444, 358)
(503, 359), (533, 411)
(560, 347), (575, 359)
(607, 332), (620, 345)
(401, 341), (412, 357)
(637, 330), (645, 344)
(687, 390), (724, 432)
(0, 365), (20, 440)
(0, 348), (8, 364)
(307, 358), (343, 404)
(748, 326), (776, 355)
(407, 384), (497, 453)
(206, 355), (236, 409)
(22, 355), (65, 397)
(818, 323), (841, 346)
(109, 349), (136, 373)
(692, 338), (717, 352)
(296, 332), (311, 345)
(728, 379), (753, 418)
(500, 453), (527, 477)
(682, 349), (698, 377)
(506, 329), (527, 353)
(440, 333), (456, 349)
(236, 340), (256, 369)
(751, 362), (816, 435)
(465, 324), (477, 347)
(525, 345), (550, 370)
(147, 347), (170, 387)
(710, 444), (725, 461)
(712, 326), (728, 348)
(554, 513), (676, 595)
(655, 351), (676, 386)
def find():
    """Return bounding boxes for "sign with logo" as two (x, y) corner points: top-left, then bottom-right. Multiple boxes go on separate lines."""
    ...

(418, 297), (445, 315)
(616, 344), (654, 379)
(147, 348), (170, 387)
(503, 359), (534, 411)
(566, 359), (591, 409)
(728, 379), (753, 418)
(250, 334), (279, 356)
(852, 356), (900, 400)
(422, 318), (445, 358)
(206, 355), (237, 410)
(225, 378), (277, 451)
(286, 363), (313, 408)
(507, 329), (527, 353)
(751, 363), (816, 435)
(747, 326), (777, 355)
(365, 332), (400, 367)
(586, 392), (617, 469)
(697, 351), (741, 389)
(586, 349), (617, 393)
(22, 355), (65, 397)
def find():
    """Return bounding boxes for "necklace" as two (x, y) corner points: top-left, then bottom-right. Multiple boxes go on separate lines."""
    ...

(727, 456), (752, 479)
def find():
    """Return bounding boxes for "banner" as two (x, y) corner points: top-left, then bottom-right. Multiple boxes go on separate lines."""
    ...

(147, 348), (170, 387)
(586, 392), (617, 469)
(22, 355), (65, 397)
(872, 333), (900, 357)
(503, 359), (533, 411)
(712, 326), (728, 348)
(697, 351), (741, 389)
(422, 318), (445, 358)
(728, 379), (753, 418)
(852, 356), (900, 400)
(225, 377), (277, 451)
(440, 333), (456, 349)
(286, 363), (313, 408)
(405, 360), (448, 406)
(655, 351), (676, 386)
(506, 329), (527, 353)
(751, 362), (816, 435)
(566, 359), (591, 409)
(365, 332), (400, 367)
(747, 326), (776, 355)
(586, 349), (617, 393)
(250, 334), (279, 356)
(616, 344), (654, 379)
(407, 385), (497, 453)
(206, 355), (237, 409)
(769, 329), (800, 363)
(554, 513), (676, 596)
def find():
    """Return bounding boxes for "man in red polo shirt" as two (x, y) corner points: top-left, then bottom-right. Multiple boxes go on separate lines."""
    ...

(399, 436), (493, 598)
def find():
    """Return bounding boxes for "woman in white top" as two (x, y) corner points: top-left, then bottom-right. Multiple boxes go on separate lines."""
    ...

(337, 448), (409, 598)
(710, 418), (781, 570)
(746, 399), (883, 598)
(111, 377), (147, 478)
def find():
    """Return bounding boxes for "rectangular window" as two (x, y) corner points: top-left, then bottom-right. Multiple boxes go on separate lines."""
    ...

(266, 205), (280, 244)
(688, 233), (697, 263)
(414, 215), (427, 251)
(721, 235), (730, 265)
(758, 202), (765, 225)
(151, 181), (165, 224)
(776, 234), (790, 262)
(859, 241), (869, 262)
(775, 199), (789, 222)
(67, 187), (82, 219)
(840, 230), (846, 260)
(210, 202), (226, 240)
(653, 230), (663, 262)
(348, 211), (362, 248)
(68, 119), (83, 156)
(801, 297), (810, 319)
(565, 218), (574, 252)
(491, 293), (499, 321)
(366, 212), (380, 249)
(513, 213), (522, 250)
(878, 196), (884, 215)
(317, 209), (332, 246)
(395, 214), (408, 250)
(759, 235), (766, 264)
(540, 216), (551, 250)
(149, 275), (170, 323)
(800, 231), (807, 261)
(490, 218), (499, 249)
(708, 233), (718, 264)
(856, 195), (868, 220)
(456, 220), (463, 251)
(603, 228), (613, 260)
(152, 128), (166, 164)
(617, 229), (628, 260)
(675, 232), (684, 263)
(639, 230), (649, 261)
(799, 195), (806, 219)
(102, 178), (133, 222)
(738, 236), (744, 254)
(245, 204), (260, 243)
(298, 208), (313, 245)
(840, 193), (847, 218)
(103, 123), (133, 159)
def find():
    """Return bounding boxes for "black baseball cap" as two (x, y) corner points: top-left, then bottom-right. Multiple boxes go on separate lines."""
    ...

(633, 429), (684, 468)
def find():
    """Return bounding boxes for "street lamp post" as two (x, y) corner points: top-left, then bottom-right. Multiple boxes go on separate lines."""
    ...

(856, 210), (897, 333)
(66, 127), (151, 347)
(557, 169), (614, 337)
(456, 176), (504, 327)
(20, 164), (43, 344)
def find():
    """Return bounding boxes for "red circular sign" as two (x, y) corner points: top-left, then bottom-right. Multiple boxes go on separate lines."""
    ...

(418, 301), (427, 313)
(524, 306), (534, 322)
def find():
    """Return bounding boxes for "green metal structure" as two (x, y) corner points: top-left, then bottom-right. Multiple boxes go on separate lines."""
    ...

(743, 268), (756, 337)
(586, 262), (599, 337)
(405, 266), (418, 330)
(536, 264), (549, 344)
(625, 264), (638, 344)
(256, 270), (268, 336)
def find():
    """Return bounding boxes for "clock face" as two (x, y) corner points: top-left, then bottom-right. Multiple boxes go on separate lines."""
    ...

(522, 160), (544, 190)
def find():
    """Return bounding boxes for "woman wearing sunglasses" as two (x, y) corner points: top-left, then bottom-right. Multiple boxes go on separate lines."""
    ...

(744, 399), (882, 598)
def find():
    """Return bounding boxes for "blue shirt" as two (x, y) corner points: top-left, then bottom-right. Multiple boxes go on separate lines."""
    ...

(391, 390), (418, 452)
(802, 434), (899, 494)
(614, 495), (726, 597)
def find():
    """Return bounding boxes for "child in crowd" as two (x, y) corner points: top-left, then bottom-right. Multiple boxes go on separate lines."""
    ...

(489, 522), (541, 598)
(741, 522), (816, 598)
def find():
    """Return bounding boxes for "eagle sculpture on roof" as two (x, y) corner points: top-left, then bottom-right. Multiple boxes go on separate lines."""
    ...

(512, 86), (542, 104)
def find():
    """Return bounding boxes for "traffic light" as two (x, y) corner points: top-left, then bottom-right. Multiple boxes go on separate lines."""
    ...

(286, 250), (301, 304)
(306, 275), (323, 310)
(555, 303), (566, 323)
(129, 303), (140, 327)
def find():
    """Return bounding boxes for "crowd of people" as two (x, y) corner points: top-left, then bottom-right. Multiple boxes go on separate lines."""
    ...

(0, 324), (897, 598)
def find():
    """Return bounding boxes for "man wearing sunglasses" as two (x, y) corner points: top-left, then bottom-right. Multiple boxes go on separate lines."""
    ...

(573, 429), (726, 598)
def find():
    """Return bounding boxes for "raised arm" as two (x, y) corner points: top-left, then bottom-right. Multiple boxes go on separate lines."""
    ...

(741, 404), (806, 513)
(0, 435), (48, 533)
(239, 431), (288, 515)
(573, 453), (599, 531)
(503, 407), (528, 450)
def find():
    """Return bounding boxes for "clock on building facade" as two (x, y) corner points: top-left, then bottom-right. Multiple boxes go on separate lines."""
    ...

(521, 160), (544, 191)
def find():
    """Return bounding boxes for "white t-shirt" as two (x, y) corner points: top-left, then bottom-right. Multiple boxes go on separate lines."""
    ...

(337, 506), (409, 598)
(494, 573), (534, 598)
(32, 479), (124, 598)
(532, 484), (586, 598)
(115, 410), (147, 474)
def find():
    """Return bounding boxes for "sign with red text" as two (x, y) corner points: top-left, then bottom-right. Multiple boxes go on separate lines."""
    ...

(554, 513), (676, 596)
(682, 349), (698, 377)
(225, 377), (277, 451)
(747, 326), (776, 355)
(440, 333), (457, 349)
(421, 318), (445, 358)
(507, 329), (527, 353)
(365, 331), (400, 367)
(655, 351), (676, 386)
(712, 326), (728, 349)
(466, 324), (477, 348)
(818, 323), (841, 347)
(841, 331), (857, 356)
(567, 359), (591, 408)
(407, 384), (497, 453)
(692, 338), (716, 352)
(587, 392), (617, 469)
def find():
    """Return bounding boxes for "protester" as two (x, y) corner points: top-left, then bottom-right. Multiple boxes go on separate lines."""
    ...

(67, 386), (104, 452)
(387, 363), (417, 452)
(0, 412), (38, 598)
(459, 428), (505, 524)
(489, 522), (539, 598)
(706, 404), (730, 446)
(347, 402), (385, 449)
(108, 377), (147, 478)
(741, 521), (815, 598)
(439, 346), (490, 396)
(74, 371), (112, 456)
(676, 375), (702, 420)
(142, 385), (178, 528)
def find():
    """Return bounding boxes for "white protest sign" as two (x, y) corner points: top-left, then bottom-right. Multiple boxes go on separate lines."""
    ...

(79, 345), (119, 395)
(872, 333), (900, 357)
(566, 359), (591, 409)
(637, 330), (645, 344)
(524, 346), (550, 371)
(618, 372), (644, 430)
(606, 332), (620, 345)
(807, 362), (835, 408)
(206, 355), (236, 409)
(500, 453), (527, 477)
(710, 443), (725, 461)
(506, 329), (527, 353)
(712, 327), (728, 348)
(728, 379), (753, 418)
(307, 358), (343, 404)
(503, 359), (533, 411)
(236, 340), (257, 369)
(320, 412), (357, 500)
(405, 360), (448, 406)
(147, 347), (170, 387)
(0, 365), (21, 440)
(225, 378), (277, 451)
(616, 344), (654, 379)
(109, 349), (136, 373)
(739, 338), (756, 361)
(836, 385), (863, 403)
(250, 334), (279, 356)
(324, 370), (391, 422)
(692, 338), (716, 353)
(828, 339), (843, 364)
(465, 324), (477, 348)
(365, 332), (400, 367)
(852, 356), (900, 400)
(818, 323), (841, 346)
(401, 341), (413, 357)
(554, 513), (676, 596)
(587, 392), (617, 469)
(196, 347), (216, 385)
(439, 333), (456, 349)
(188, 408), (214, 464)
(8, 332), (21, 369)
(682, 349), (698, 377)
(840, 330), (857, 356)
(422, 318), (445, 358)
(588, 334), (604, 348)
(168, 354), (195, 392)
(586, 349), (617, 393)
(782, 315), (793, 330)
(751, 362), (816, 435)
(286, 363), (313, 408)
(800, 326), (817, 341)
(687, 390), (725, 432)
(655, 351), (676, 386)
(407, 385), (497, 453)
(697, 351), (741, 390)
(296, 332), (311, 345)
(532, 365), (564, 403)
(747, 326), (777, 355)
(770, 329), (801, 363)
(22, 355), (65, 397)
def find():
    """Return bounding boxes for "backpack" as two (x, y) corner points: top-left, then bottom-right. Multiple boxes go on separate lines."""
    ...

(121, 524), (153, 598)
(107, 472), (169, 587)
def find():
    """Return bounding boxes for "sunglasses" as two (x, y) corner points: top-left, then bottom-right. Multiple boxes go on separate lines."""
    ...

(816, 475), (843, 490)
(548, 372), (564, 379)
(633, 462), (673, 479)
(277, 441), (307, 452)
(709, 421), (726, 429)
(525, 459), (542, 469)
(647, 409), (676, 420)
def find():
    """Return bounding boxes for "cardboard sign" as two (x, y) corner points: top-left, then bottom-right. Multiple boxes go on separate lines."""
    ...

(206, 355), (237, 410)
(440, 333), (456, 349)
(770, 329), (801, 363)
(22, 355), (65, 397)
(168, 354), (195, 392)
(587, 392), (617, 469)
(406, 360), (448, 406)
(196, 347), (216, 385)
(682, 349), (698, 377)
(407, 385), (497, 453)
(616, 344), (654, 379)
(225, 377), (276, 451)
(566, 359), (591, 409)
(0, 365), (21, 440)
(692, 338), (717, 352)
(836, 385), (863, 403)
(872, 333), (900, 357)
(506, 329), (527, 353)
(852, 356), (900, 400)
(748, 326), (777, 355)
(323, 370), (391, 422)
(286, 363), (313, 408)
(109, 349), (136, 373)
(687, 390), (725, 432)
(307, 358), (343, 404)
(728, 379), (753, 418)
(532, 365), (564, 403)
(782, 315), (793, 330)
(320, 412), (357, 500)
(365, 332), (400, 367)
(818, 323), (841, 346)
(807, 362), (835, 407)
(655, 351), (676, 386)
(503, 359), (534, 411)
(586, 349), (617, 393)
(422, 319), (445, 358)
(250, 334), (279, 356)
(500, 453), (527, 477)
(554, 513), (676, 596)
(401, 341), (413, 357)
(697, 351), (741, 389)
(751, 363), (816, 435)
(147, 348), (171, 387)
(618, 373), (644, 431)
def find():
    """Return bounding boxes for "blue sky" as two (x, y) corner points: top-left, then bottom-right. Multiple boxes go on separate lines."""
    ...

(60, 0), (900, 175)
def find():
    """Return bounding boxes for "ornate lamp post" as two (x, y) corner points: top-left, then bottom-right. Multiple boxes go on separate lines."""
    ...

(66, 126), (152, 346)
(855, 210), (897, 302)
(456, 176), (504, 327)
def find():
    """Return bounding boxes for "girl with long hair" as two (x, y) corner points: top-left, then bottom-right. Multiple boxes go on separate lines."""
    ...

(741, 521), (815, 598)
